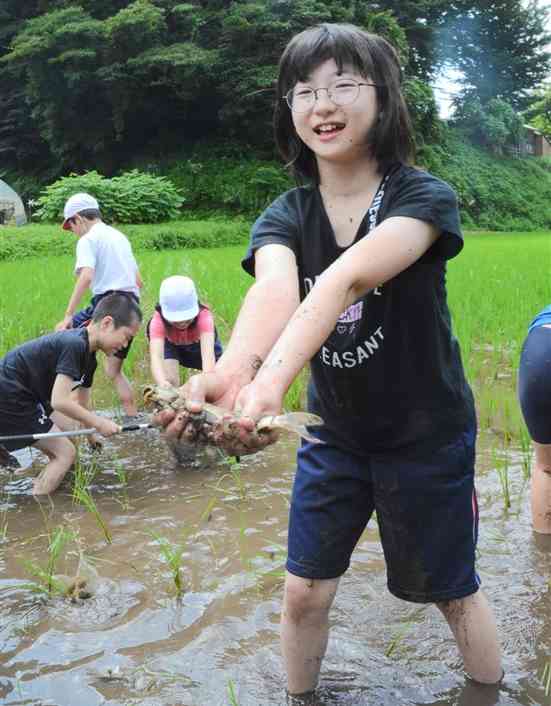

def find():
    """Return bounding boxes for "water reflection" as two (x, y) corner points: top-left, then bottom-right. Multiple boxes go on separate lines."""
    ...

(0, 427), (550, 705)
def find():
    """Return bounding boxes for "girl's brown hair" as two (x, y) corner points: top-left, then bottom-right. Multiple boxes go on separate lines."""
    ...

(274, 23), (414, 183)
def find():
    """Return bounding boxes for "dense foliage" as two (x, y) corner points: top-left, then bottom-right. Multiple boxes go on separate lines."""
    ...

(419, 132), (551, 230)
(1, 0), (549, 193)
(440, 0), (550, 110)
(34, 170), (184, 223)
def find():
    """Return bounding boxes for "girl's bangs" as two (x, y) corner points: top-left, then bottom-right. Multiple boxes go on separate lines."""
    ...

(283, 27), (375, 89)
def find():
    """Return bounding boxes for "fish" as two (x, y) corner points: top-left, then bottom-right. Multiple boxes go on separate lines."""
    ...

(143, 384), (324, 445)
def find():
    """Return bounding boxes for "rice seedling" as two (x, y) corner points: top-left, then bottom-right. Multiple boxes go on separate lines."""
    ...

(385, 620), (414, 658)
(541, 658), (551, 698)
(255, 543), (287, 593)
(492, 445), (511, 510)
(21, 524), (76, 597)
(147, 528), (190, 597)
(72, 459), (112, 543)
(227, 679), (240, 705)
(384, 607), (428, 658)
(209, 454), (249, 503)
(518, 425), (532, 480)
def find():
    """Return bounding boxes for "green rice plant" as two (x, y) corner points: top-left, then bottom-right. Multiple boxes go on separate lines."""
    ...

(255, 543), (287, 593)
(385, 620), (414, 658)
(492, 445), (511, 510)
(384, 607), (428, 658)
(518, 425), (532, 480)
(22, 524), (75, 596)
(72, 460), (112, 544)
(147, 529), (189, 597)
(541, 658), (551, 698)
(209, 454), (249, 503)
(227, 679), (240, 705)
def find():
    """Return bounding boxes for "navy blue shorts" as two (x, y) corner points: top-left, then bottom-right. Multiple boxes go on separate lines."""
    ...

(0, 381), (53, 451)
(164, 337), (223, 370)
(72, 290), (139, 361)
(518, 325), (551, 444)
(287, 425), (480, 603)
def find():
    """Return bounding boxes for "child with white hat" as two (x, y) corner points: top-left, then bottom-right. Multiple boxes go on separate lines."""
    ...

(147, 276), (222, 387)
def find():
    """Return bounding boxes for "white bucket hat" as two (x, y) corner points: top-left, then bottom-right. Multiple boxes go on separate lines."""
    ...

(62, 193), (99, 230)
(159, 276), (199, 322)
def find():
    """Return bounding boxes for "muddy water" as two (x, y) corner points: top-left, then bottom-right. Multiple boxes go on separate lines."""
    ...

(0, 425), (550, 706)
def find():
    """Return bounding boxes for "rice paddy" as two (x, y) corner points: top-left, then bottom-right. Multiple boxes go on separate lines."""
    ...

(0, 228), (550, 705)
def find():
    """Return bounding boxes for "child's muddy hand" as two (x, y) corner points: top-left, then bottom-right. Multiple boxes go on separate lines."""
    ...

(210, 416), (277, 456)
(96, 418), (121, 437)
(151, 407), (177, 428)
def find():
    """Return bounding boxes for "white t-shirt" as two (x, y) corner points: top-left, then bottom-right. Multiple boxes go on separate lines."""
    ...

(75, 221), (139, 297)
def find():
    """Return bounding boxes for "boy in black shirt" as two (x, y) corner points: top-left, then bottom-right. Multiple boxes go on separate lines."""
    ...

(0, 294), (142, 495)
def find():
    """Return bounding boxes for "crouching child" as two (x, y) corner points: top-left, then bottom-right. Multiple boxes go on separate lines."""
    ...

(0, 294), (142, 495)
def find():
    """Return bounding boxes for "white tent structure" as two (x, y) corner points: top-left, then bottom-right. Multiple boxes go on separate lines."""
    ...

(0, 179), (27, 226)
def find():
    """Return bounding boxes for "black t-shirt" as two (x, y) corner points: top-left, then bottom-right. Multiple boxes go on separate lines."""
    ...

(0, 329), (97, 409)
(242, 164), (475, 453)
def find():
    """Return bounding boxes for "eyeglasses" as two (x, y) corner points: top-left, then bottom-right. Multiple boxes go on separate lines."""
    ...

(284, 78), (379, 113)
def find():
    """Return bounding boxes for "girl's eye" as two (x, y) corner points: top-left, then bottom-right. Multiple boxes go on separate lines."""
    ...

(333, 81), (356, 91)
(295, 88), (312, 97)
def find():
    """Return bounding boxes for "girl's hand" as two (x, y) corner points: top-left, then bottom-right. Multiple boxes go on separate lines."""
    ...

(154, 370), (241, 446)
(204, 380), (283, 457)
(235, 380), (284, 422)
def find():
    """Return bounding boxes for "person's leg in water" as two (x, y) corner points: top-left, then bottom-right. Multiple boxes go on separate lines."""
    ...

(104, 355), (137, 416)
(281, 574), (339, 696)
(436, 590), (503, 684)
(374, 426), (503, 686)
(32, 433), (76, 495)
(518, 325), (551, 533)
(531, 441), (551, 533)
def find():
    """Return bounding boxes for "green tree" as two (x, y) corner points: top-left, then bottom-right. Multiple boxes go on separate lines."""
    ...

(453, 96), (524, 154)
(440, 0), (551, 109)
(524, 85), (551, 140)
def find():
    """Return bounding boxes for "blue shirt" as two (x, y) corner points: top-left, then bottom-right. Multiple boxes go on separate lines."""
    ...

(529, 305), (551, 332)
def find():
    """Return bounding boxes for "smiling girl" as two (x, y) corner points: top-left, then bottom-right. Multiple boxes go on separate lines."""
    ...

(160, 23), (503, 701)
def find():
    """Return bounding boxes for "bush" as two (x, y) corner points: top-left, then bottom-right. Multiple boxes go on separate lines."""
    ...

(162, 151), (293, 215)
(34, 170), (184, 223)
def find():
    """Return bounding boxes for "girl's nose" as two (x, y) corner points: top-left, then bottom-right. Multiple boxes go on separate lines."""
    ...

(312, 90), (337, 114)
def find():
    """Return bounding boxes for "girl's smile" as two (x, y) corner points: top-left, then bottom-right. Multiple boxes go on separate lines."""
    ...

(291, 59), (379, 165)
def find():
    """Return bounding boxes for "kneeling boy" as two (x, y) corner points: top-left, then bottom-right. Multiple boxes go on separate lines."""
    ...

(0, 294), (142, 495)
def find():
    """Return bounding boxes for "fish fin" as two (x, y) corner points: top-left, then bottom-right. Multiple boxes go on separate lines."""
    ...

(276, 412), (324, 427)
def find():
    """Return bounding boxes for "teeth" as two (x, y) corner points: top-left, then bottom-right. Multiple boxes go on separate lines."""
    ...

(318, 124), (339, 132)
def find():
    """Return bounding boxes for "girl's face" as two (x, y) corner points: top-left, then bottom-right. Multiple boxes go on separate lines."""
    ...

(290, 58), (379, 168)
(171, 319), (193, 330)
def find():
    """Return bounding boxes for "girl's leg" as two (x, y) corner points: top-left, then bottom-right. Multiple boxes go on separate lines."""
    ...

(104, 356), (137, 416)
(436, 589), (503, 684)
(281, 572), (339, 695)
(531, 441), (551, 533)
(33, 432), (76, 495)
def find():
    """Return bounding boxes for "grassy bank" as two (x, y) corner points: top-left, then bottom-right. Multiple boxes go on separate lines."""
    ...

(0, 219), (249, 262)
(0, 229), (549, 438)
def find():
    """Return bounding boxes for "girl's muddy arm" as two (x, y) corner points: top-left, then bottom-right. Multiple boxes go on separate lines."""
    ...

(199, 331), (217, 373)
(149, 337), (171, 387)
(240, 217), (439, 416)
(185, 243), (300, 411)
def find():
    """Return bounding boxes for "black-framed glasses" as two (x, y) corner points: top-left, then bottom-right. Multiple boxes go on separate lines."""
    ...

(284, 78), (379, 113)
